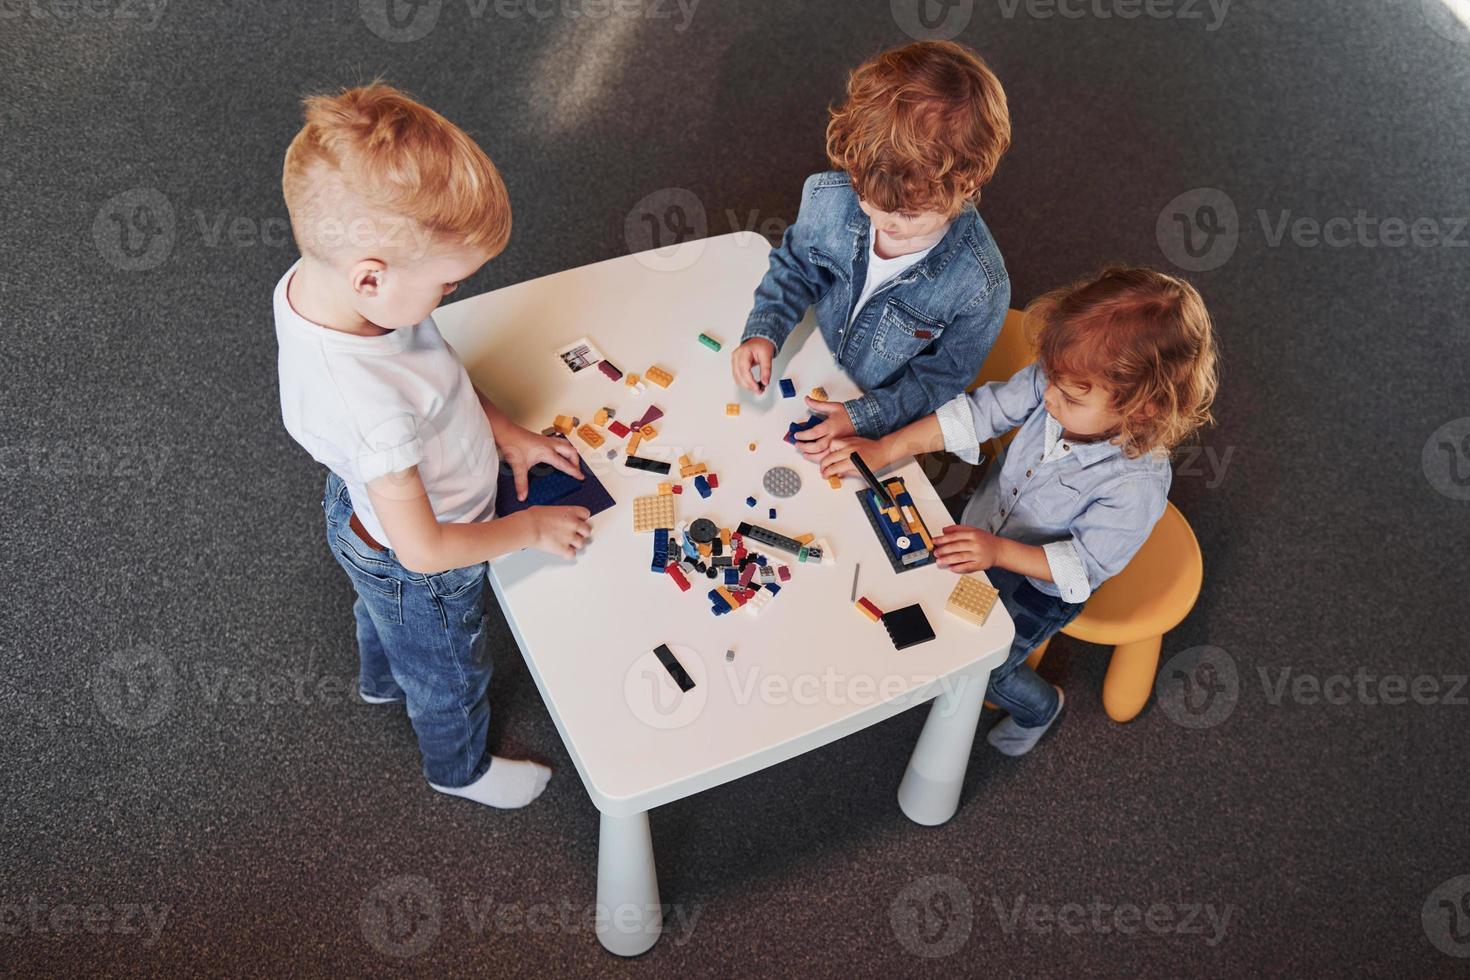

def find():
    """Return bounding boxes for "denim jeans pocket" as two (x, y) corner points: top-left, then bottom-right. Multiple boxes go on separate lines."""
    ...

(332, 532), (404, 625)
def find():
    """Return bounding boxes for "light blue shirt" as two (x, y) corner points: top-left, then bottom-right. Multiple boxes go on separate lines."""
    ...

(935, 362), (1172, 602)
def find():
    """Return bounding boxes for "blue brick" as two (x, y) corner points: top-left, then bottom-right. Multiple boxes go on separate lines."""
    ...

(695, 475), (712, 498)
(779, 378), (796, 398)
(768, 507), (776, 520)
(746, 496), (757, 507)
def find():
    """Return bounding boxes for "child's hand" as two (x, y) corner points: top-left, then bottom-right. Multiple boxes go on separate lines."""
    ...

(515, 505), (593, 559)
(499, 426), (584, 501)
(793, 396), (857, 460)
(730, 337), (776, 393)
(932, 525), (1003, 574)
(819, 434), (888, 479)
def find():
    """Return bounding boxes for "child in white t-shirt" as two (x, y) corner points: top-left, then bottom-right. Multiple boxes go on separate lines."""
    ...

(276, 83), (591, 809)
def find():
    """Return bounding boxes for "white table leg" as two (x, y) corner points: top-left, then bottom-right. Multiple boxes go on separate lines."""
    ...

(897, 668), (990, 826)
(596, 809), (662, 956)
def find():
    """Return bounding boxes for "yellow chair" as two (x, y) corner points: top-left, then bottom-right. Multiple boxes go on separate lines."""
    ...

(969, 310), (1205, 723)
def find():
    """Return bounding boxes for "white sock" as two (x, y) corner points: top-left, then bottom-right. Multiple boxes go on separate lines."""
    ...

(430, 756), (552, 809)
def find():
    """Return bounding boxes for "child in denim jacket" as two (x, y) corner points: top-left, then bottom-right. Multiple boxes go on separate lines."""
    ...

(731, 40), (1013, 453)
(822, 268), (1219, 754)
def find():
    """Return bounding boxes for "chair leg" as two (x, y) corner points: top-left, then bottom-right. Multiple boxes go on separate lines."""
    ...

(1025, 637), (1052, 671)
(1102, 635), (1162, 722)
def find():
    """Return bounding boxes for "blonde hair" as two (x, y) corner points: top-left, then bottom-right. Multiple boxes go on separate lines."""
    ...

(825, 40), (1011, 217)
(281, 81), (511, 263)
(1027, 267), (1219, 459)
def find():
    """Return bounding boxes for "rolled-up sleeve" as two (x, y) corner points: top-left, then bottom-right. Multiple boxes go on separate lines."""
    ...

(934, 361), (1046, 465)
(1037, 474), (1171, 603)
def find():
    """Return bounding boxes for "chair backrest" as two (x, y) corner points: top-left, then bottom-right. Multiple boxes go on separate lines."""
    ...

(969, 308), (1036, 391)
(968, 308), (1037, 451)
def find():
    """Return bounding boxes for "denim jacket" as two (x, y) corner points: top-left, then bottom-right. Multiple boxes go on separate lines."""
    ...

(742, 171), (1010, 438)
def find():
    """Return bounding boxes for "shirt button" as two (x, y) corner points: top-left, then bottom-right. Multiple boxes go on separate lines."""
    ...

(999, 508), (1006, 517)
(1026, 469), (1033, 477)
(1012, 488), (1018, 495)
(1063, 444), (1071, 451)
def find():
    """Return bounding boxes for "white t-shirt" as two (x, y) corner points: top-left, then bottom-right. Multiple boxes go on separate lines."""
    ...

(274, 261), (499, 548)
(848, 222), (946, 326)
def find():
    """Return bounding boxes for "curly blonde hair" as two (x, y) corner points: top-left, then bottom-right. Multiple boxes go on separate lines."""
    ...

(825, 41), (1011, 216)
(1027, 267), (1219, 459)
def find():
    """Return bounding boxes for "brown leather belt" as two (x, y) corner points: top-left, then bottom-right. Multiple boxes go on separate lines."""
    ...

(349, 512), (386, 552)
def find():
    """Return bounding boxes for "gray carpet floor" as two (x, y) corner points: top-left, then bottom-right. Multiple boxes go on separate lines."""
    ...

(3, 0), (1469, 976)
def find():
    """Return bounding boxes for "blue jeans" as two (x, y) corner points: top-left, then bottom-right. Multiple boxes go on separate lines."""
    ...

(321, 473), (493, 788)
(984, 566), (1085, 729)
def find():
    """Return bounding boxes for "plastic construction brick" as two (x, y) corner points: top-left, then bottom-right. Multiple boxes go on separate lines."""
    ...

(768, 507), (777, 520)
(694, 475), (712, 498)
(736, 521), (803, 556)
(632, 494), (677, 533)
(591, 408), (610, 427)
(632, 406), (664, 430)
(625, 455), (672, 474)
(707, 474), (719, 489)
(855, 486), (935, 574)
(666, 562), (691, 592)
(785, 414), (823, 445)
(762, 465), (802, 499)
(577, 424), (605, 448)
(688, 518), (719, 544)
(607, 420), (630, 438)
(881, 604), (936, 651)
(811, 387), (828, 401)
(651, 528), (671, 571)
(855, 596), (884, 623)
(726, 403), (740, 416)
(598, 360), (624, 382)
(645, 365), (674, 388)
(553, 415), (575, 435)
(698, 333), (722, 352)
(495, 439), (615, 519)
(779, 378), (796, 398)
(746, 496), (757, 508)
(946, 576), (1000, 627)
(671, 484), (683, 494)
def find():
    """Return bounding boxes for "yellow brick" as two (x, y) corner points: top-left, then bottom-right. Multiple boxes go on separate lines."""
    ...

(640, 424), (658, 440)
(657, 482), (672, 495)
(794, 532), (815, 545)
(828, 475), (842, 489)
(628, 432), (642, 455)
(576, 424), (605, 448)
(645, 365), (674, 388)
(591, 408), (609, 427)
(726, 403), (740, 416)
(811, 387), (828, 401)
(631, 494), (676, 533)
(625, 372), (641, 387)
(946, 576), (1000, 627)
(553, 415), (575, 435)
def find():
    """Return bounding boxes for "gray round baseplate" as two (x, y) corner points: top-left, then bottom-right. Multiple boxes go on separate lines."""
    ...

(688, 518), (719, 543)
(763, 465), (801, 498)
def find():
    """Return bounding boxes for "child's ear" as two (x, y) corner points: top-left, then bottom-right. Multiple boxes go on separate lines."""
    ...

(351, 258), (388, 297)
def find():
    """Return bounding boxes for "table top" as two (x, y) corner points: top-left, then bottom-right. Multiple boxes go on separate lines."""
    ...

(433, 232), (1015, 816)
